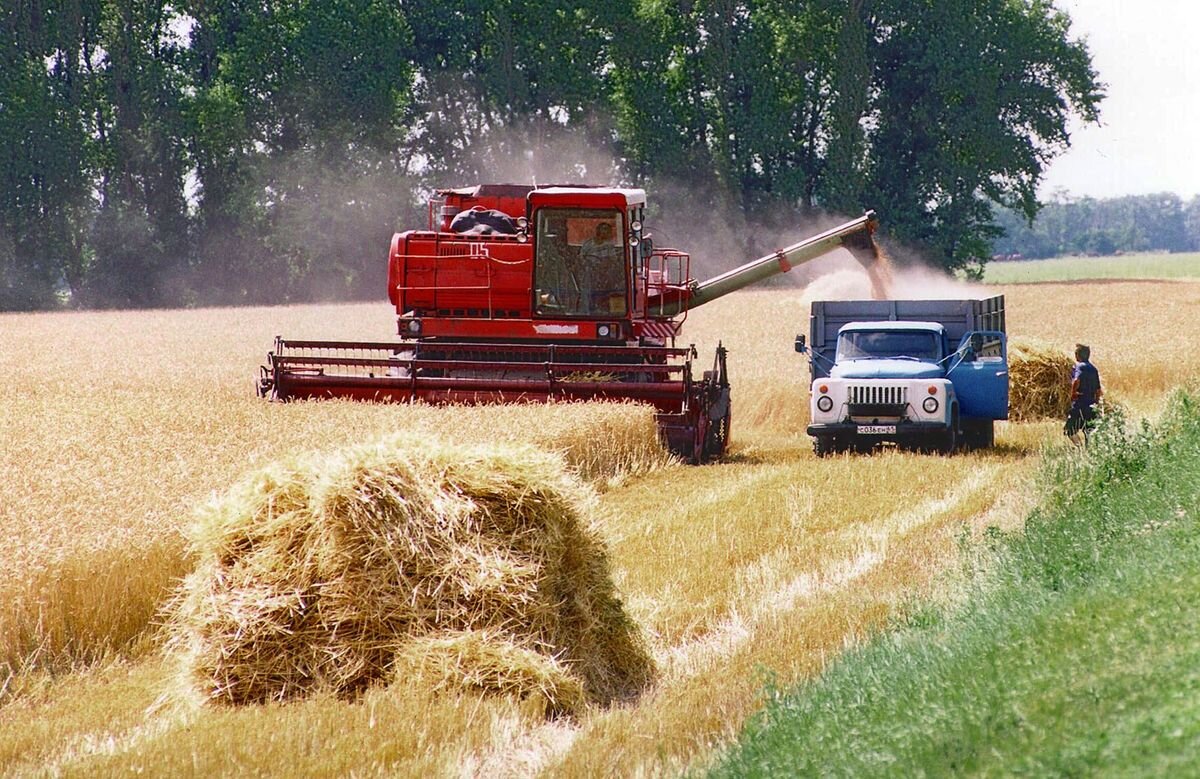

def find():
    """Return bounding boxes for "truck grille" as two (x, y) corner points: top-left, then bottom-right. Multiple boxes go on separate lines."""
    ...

(848, 385), (907, 406)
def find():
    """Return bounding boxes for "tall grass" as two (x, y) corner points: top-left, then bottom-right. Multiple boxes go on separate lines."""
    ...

(710, 388), (1200, 777)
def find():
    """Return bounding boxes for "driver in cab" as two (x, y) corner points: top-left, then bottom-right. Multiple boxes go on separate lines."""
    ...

(579, 221), (626, 313)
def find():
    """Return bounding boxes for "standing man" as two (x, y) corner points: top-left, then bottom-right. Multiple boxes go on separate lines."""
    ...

(1065, 343), (1103, 444)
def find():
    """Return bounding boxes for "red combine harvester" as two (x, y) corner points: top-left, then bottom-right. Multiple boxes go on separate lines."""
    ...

(259, 184), (878, 462)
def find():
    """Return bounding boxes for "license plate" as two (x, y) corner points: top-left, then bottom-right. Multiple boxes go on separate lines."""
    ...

(858, 425), (896, 435)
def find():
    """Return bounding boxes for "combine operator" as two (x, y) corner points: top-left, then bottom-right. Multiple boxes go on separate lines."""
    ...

(579, 220), (625, 314)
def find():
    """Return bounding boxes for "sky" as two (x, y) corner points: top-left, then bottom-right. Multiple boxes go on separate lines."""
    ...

(1038, 0), (1200, 200)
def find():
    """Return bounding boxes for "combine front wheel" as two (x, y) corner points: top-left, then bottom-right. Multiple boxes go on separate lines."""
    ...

(698, 344), (731, 463)
(702, 395), (731, 461)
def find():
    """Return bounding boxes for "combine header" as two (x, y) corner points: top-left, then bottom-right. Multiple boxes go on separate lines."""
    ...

(259, 184), (879, 462)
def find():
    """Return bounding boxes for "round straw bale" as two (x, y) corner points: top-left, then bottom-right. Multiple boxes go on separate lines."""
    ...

(1008, 339), (1074, 422)
(169, 435), (654, 709)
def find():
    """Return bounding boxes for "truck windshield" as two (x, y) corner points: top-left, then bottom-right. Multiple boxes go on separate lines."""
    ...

(838, 330), (941, 361)
(534, 208), (627, 317)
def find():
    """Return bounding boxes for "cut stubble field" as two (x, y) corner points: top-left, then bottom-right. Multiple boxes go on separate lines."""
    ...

(2, 278), (1198, 776)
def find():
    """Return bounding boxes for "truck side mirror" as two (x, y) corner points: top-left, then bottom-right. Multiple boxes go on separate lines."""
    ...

(794, 334), (807, 353)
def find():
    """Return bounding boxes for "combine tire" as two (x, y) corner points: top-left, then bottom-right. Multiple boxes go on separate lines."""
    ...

(703, 403), (731, 461)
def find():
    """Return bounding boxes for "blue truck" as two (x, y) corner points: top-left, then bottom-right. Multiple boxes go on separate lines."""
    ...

(795, 296), (1008, 455)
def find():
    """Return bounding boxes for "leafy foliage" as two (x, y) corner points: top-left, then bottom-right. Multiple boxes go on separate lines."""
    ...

(994, 191), (1200, 259)
(0, 0), (1102, 309)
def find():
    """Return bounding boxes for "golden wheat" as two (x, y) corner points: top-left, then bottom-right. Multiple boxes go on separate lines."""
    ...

(1000, 280), (1200, 412)
(0, 304), (670, 678)
(1008, 339), (1075, 421)
(2, 278), (1196, 776)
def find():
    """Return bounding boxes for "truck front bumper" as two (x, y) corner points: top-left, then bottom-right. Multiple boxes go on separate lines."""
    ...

(807, 421), (948, 444)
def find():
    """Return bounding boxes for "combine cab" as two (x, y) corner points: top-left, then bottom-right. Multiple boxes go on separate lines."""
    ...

(259, 184), (878, 463)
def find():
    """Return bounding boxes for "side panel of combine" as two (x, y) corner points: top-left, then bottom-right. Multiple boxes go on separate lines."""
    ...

(392, 233), (534, 319)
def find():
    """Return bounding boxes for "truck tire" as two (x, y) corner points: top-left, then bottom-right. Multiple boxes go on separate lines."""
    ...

(961, 418), (995, 450)
(813, 435), (843, 457)
(939, 407), (960, 455)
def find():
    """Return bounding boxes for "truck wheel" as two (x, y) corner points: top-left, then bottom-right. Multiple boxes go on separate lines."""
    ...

(813, 435), (839, 457)
(962, 418), (994, 450)
(939, 408), (960, 454)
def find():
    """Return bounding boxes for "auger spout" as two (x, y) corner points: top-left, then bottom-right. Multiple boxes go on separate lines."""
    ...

(650, 210), (878, 316)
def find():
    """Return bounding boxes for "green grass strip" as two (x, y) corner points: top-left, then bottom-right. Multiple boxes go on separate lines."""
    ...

(711, 391), (1200, 777)
(982, 253), (1200, 284)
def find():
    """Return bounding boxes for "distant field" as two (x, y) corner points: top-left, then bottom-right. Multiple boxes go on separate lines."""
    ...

(982, 252), (1200, 284)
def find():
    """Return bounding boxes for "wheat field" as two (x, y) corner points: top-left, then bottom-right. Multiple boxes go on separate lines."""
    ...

(1, 278), (1197, 776)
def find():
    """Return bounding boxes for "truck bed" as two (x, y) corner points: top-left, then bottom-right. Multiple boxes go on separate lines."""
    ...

(808, 296), (1005, 381)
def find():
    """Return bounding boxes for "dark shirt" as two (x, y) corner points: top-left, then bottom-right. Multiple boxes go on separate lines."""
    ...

(1071, 361), (1101, 409)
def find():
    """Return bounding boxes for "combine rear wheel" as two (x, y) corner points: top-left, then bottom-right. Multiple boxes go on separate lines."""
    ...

(696, 344), (731, 463)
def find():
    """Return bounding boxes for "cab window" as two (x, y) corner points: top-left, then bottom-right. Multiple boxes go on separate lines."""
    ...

(534, 208), (628, 317)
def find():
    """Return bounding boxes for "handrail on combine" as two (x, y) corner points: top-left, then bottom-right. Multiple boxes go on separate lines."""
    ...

(645, 249), (691, 321)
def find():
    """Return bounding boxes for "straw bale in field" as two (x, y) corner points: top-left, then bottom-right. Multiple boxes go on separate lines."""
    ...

(169, 435), (654, 712)
(391, 630), (586, 717)
(1008, 339), (1073, 421)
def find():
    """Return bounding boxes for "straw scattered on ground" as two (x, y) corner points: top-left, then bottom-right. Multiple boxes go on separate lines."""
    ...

(168, 434), (655, 716)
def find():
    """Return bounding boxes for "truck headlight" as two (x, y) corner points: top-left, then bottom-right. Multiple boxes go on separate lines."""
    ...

(817, 395), (834, 413)
(922, 396), (939, 413)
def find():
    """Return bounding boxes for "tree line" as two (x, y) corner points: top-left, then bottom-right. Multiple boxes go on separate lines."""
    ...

(993, 192), (1200, 259)
(1, 0), (1101, 311)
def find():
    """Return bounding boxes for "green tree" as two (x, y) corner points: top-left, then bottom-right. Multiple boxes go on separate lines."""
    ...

(1184, 196), (1200, 252)
(80, 0), (192, 307)
(0, 0), (99, 309)
(610, 0), (842, 249)
(404, 0), (627, 185)
(612, 0), (1101, 274)
(994, 192), (1191, 259)
(822, 0), (870, 214)
(182, 0), (415, 302)
(864, 0), (1102, 273)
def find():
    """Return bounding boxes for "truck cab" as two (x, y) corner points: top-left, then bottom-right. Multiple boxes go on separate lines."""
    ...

(799, 297), (1008, 456)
